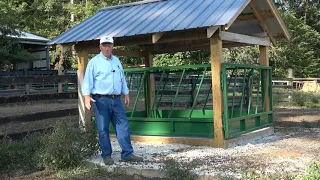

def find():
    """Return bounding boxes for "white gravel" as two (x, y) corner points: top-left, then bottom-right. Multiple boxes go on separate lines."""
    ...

(89, 127), (320, 179)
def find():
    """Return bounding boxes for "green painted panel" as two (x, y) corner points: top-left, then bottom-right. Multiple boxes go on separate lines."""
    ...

(129, 121), (172, 135)
(92, 109), (214, 138)
(228, 121), (240, 134)
(126, 110), (147, 117)
(161, 110), (213, 118)
(174, 121), (213, 137)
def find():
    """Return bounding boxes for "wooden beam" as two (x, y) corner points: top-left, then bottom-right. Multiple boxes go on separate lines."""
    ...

(77, 43), (147, 57)
(86, 48), (147, 57)
(144, 52), (155, 113)
(236, 11), (273, 22)
(265, 0), (290, 40)
(142, 39), (253, 54)
(259, 46), (270, 112)
(116, 35), (152, 46)
(111, 134), (215, 146)
(113, 49), (147, 57)
(77, 49), (91, 131)
(226, 0), (251, 28)
(210, 32), (225, 148)
(154, 29), (207, 43)
(249, 1), (276, 45)
(152, 32), (164, 43)
(207, 26), (219, 38)
(142, 41), (208, 54)
(220, 31), (270, 46)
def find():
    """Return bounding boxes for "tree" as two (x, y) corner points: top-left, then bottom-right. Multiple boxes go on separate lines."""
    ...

(271, 12), (320, 77)
(0, 1), (35, 70)
(275, 0), (320, 32)
(153, 51), (209, 67)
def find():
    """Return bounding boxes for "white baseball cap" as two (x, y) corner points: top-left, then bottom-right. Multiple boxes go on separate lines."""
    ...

(100, 36), (114, 44)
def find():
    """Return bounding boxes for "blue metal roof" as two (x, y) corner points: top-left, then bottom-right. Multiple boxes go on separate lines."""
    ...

(19, 31), (50, 42)
(50, 0), (250, 45)
(4, 31), (50, 42)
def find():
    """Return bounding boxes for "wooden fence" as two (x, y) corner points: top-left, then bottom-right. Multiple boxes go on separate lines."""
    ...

(272, 78), (320, 103)
(1, 70), (319, 104)
(0, 70), (77, 96)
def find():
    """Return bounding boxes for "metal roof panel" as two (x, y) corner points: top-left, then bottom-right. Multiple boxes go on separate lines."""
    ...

(49, 0), (288, 45)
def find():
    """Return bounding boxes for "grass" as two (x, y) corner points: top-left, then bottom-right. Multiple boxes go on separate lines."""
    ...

(0, 119), (98, 174)
(237, 162), (320, 180)
(274, 91), (320, 108)
(303, 163), (320, 180)
(55, 162), (125, 179)
(161, 158), (197, 180)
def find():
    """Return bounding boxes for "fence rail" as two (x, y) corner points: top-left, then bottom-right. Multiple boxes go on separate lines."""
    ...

(0, 75), (77, 95)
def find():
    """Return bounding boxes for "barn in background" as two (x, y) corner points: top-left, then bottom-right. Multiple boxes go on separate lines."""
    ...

(13, 31), (50, 70)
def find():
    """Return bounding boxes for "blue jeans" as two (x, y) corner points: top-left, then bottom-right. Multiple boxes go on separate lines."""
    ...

(92, 95), (133, 159)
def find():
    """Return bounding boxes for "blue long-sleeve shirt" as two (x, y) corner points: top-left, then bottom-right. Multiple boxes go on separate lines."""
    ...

(81, 52), (129, 96)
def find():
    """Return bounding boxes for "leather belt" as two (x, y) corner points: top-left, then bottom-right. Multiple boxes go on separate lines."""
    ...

(94, 94), (121, 98)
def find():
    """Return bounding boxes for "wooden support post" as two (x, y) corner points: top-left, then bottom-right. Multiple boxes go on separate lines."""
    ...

(144, 52), (155, 113)
(77, 49), (91, 130)
(210, 33), (225, 148)
(259, 46), (270, 112)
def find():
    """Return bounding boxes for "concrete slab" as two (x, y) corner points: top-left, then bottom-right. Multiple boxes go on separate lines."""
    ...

(224, 127), (274, 148)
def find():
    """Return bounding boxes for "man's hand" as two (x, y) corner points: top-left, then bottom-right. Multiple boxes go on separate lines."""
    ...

(124, 94), (130, 107)
(84, 95), (96, 110)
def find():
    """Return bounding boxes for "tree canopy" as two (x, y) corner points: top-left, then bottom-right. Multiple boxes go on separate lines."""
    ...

(0, 0), (35, 69)
(0, 0), (319, 77)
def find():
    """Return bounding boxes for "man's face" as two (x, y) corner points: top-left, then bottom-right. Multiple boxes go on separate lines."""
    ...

(100, 43), (113, 58)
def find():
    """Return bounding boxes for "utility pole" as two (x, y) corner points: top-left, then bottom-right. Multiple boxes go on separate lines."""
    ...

(70, 0), (74, 23)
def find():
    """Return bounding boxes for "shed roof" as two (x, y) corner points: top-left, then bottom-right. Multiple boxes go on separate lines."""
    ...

(50, 0), (290, 52)
(3, 30), (50, 45)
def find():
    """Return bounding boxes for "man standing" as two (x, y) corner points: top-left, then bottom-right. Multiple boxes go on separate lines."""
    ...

(82, 36), (142, 165)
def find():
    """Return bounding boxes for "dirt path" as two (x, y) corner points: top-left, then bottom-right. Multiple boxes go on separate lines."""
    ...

(274, 107), (320, 128)
(0, 99), (77, 117)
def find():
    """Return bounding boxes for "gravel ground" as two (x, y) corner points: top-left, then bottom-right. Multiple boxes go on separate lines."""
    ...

(90, 127), (320, 179)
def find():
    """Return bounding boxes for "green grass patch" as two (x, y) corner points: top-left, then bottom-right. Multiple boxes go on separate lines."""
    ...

(161, 159), (197, 180)
(0, 119), (99, 175)
(0, 134), (44, 174)
(303, 163), (320, 180)
(292, 92), (320, 108)
(56, 162), (124, 179)
(41, 120), (99, 171)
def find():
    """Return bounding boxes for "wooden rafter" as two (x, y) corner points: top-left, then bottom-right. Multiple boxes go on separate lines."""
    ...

(207, 26), (219, 38)
(154, 29), (207, 44)
(265, 0), (290, 40)
(152, 32), (164, 43)
(236, 11), (273, 22)
(226, 0), (251, 28)
(249, 1), (275, 45)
